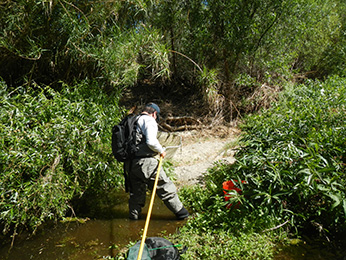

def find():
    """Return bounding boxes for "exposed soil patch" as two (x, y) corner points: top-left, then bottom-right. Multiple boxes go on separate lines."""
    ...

(167, 127), (241, 187)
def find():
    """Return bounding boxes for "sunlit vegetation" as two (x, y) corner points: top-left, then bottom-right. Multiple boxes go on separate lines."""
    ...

(167, 77), (346, 259)
(1, 0), (346, 257)
(0, 81), (124, 237)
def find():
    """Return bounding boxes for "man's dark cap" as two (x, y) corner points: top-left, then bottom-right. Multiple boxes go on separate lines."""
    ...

(146, 103), (160, 122)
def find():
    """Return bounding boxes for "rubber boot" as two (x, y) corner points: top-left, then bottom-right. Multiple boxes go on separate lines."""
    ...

(175, 207), (189, 220)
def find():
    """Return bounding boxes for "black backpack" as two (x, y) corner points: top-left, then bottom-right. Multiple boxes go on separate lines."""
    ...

(111, 114), (140, 162)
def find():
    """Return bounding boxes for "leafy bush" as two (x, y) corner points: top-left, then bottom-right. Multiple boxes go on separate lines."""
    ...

(0, 80), (124, 235)
(0, 1), (170, 89)
(170, 77), (345, 260)
(205, 76), (346, 234)
(168, 186), (282, 259)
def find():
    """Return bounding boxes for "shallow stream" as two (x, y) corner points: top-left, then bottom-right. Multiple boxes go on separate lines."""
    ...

(0, 192), (186, 260)
(1, 190), (344, 260)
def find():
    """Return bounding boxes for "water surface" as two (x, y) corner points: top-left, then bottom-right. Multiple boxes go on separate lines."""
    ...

(0, 192), (186, 260)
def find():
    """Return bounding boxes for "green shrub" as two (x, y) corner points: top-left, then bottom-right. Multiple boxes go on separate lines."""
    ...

(0, 81), (124, 235)
(205, 76), (346, 234)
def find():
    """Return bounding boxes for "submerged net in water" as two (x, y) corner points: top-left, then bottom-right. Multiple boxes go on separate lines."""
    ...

(127, 237), (185, 260)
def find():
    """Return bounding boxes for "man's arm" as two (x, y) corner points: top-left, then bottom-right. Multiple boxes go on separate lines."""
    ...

(142, 117), (165, 156)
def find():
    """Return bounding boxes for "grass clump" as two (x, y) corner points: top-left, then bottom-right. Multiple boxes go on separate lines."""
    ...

(173, 229), (276, 260)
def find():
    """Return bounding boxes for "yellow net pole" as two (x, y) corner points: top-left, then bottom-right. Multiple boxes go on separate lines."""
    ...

(136, 156), (163, 260)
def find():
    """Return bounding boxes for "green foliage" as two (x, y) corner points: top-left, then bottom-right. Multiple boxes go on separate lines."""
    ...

(169, 228), (278, 260)
(170, 220), (283, 259)
(180, 182), (278, 234)
(0, 80), (124, 235)
(2, 0), (346, 119)
(88, 27), (170, 87)
(169, 76), (345, 259)
(140, 0), (346, 116)
(254, 0), (346, 79)
(204, 76), (346, 234)
(0, 0), (170, 88)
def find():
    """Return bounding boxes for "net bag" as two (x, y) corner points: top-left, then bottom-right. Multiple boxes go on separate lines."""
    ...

(157, 132), (182, 160)
(127, 237), (186, 260)
(127, 243), (151, 260)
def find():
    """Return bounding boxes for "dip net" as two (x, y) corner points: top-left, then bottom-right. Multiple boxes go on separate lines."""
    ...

(157, 132), (182, 160)
(127, 237), (185, 260)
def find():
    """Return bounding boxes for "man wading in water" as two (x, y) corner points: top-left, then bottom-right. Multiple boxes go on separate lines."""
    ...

(124, 103), (189, 220)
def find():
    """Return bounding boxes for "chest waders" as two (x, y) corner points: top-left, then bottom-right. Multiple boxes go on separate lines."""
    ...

(136, 156), (163, 260)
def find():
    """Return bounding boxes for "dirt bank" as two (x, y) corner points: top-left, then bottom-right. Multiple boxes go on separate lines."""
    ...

(167, 127), (241, 187)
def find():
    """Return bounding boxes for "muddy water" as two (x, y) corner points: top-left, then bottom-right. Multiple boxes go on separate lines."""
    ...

(273, 237), (346, 260)
(2, 192), (344, 260)
(0, 192), (186, 260)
